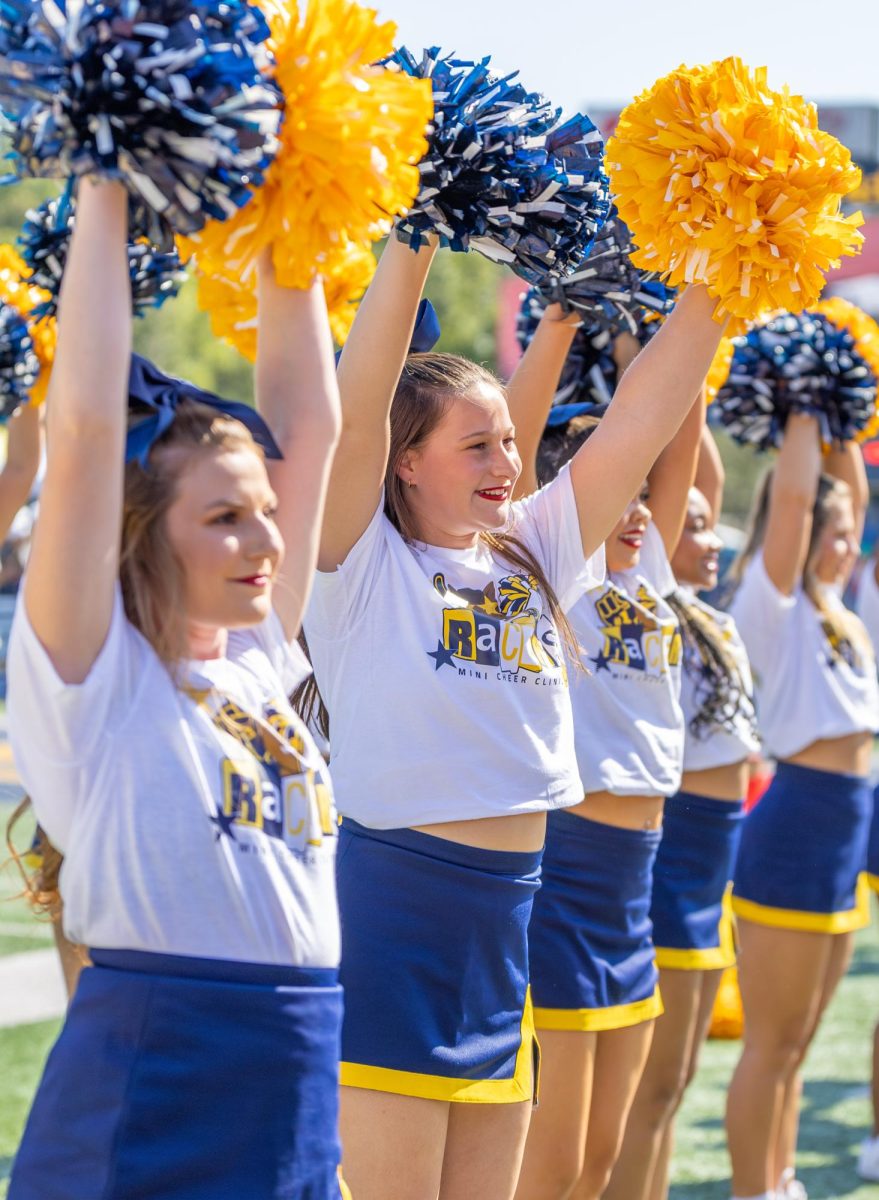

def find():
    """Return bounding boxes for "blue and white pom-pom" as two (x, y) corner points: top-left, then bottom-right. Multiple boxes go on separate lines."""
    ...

(388, 47), (611, 285)
(19, 187), (188, 318)
(0, 0), (282, 233)
(535, 208), (676, 337)
(0, 303), (40, 421)
(714, 310), (878, 450)
(516, 287), (616, 422)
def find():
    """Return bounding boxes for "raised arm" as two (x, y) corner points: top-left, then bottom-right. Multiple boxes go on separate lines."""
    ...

(824, 441), (869, 541)
(693, 424), (726, 526)
(319, 236), (437, 570)
(568, 285), (724, 559)
(23, 180), (131, 683)
(255, 256), (341, 641)
(0, 403), (41, 544)
(762, 413), (821, 596)
(647, 387), (705, 557)
(506, 305), (581, 498)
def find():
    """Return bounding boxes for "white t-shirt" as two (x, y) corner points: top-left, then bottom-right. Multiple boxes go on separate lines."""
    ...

(568, 521), (684, 796)
(677, 589), (760, 772)
(304, 464), (604, 828)
(856, 560), (879, 652)
(8, 593), (340, 968)
(730, 554), (879, 759)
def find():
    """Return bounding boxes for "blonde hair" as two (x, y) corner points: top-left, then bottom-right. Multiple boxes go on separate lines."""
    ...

(121, 399), (262, 665)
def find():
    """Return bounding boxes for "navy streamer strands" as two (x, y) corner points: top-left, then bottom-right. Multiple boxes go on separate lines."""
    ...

(0, 303), (40, 421)
(387, 46), (611, 285)
(20, 188), (188, 319)
(0, 0), (283, 233)
(126, 353), (283, 466)
(714, 311), (879, 450)
(516, 286), (616, 420)
(534, 209), (676, 337)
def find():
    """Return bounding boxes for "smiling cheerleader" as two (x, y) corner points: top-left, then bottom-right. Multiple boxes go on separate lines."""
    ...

(301, 208), (725, 1198)
(508, 308), (705, 1200)
(603, 429), (759, 1200)
(5, 172), (348, 1199)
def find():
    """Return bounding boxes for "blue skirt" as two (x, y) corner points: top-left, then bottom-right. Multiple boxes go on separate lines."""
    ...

(651, 792), (744, 970)
(529, 810), (663, 1032)
(867, 784), (879, 894)
(337, 819), (541, 1104)
(9, 951), (344, 1200)
(732, 762), (872, 933)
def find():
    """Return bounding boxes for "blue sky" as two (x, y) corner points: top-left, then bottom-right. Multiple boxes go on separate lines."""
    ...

(382, 0), (878, 115)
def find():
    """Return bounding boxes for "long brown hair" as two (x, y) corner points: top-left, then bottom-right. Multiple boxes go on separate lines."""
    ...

(295, 353), (582, 739)
(121, 399), (262, 665)
(730, 468), (868, 665)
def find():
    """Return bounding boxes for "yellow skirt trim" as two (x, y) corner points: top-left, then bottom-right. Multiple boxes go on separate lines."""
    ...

(339, 989), (536, 1105)
(867, 872), (879, 896)
(656, 886), (737, 971)
(731, 874), (871, 934)
(533, 986), (663, 1033)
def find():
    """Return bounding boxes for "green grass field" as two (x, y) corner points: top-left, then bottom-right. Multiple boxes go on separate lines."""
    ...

(2, 797), (879, 1198)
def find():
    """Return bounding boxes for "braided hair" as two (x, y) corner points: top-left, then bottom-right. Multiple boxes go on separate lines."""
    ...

(666, 591), (758, 742)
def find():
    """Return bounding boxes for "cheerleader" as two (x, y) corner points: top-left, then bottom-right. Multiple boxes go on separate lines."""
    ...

(7, 179), (346, 1199)
(303, 234), (725, 1200)
(855, 547), (879, 1183)
(507, 306), (704, 1200)
(725, 416), (877, 1200)
(603, 429), (759, 1200)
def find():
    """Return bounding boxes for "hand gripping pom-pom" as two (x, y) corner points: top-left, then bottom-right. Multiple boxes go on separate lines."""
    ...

(181, 0), (432, 293)
(606, 58), (864, 330)
(20, 188), (188, 320)
(194, 237), (376, 361)
(535, 207), (676, 337)
(0, 0), (283, 234)
(0, 243), (56, 407)
(714, 303), (879, 451)
(390, 47), (611, 284)
(516, 287), (616, 417)
(0, 302), (40, 421)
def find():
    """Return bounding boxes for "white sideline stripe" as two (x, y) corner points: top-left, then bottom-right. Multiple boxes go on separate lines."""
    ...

(0, 948), (66, 1028)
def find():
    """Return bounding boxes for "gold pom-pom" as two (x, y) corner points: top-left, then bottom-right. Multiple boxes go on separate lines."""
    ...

(181, 0), (432, 291)
(709, 966), (744, 1040)
(607, 58), (864, 331)
(0, 244), (56, 405)
(195, 239), (377, 361)
(705, 336), (735, 403)
(813, 296), (879, 442)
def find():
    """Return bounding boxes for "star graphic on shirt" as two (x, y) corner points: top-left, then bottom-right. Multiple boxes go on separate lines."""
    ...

(427, 640), (458, 671)
(481, 596), (500, 616)
(209, 808), (238, 842)
(589, 649), (614, 673)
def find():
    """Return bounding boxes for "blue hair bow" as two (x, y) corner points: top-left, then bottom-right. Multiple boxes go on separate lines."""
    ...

(335, 297), (441, 367)
(409, 298), (441, 353)
(126, 354), (283, 467)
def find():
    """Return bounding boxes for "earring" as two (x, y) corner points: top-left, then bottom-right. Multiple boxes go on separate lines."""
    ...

(408, 480), (415, 488)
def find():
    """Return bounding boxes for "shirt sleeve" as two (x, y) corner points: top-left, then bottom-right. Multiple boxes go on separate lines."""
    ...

(638, 522), (677, 598)
(728, 553), (797, 666)
(7, 587), (152, 850)
(511, 464), (606, 612)
(305, 497), (389, 640)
